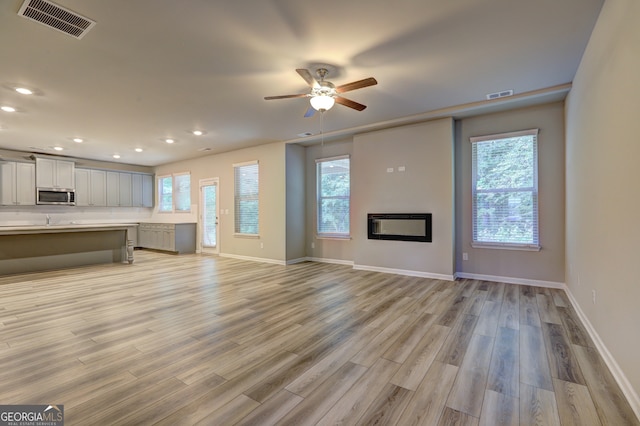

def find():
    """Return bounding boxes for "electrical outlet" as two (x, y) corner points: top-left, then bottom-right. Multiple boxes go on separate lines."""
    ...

(260, 242), (264, 249)
(592, 290), (596, 304)
(311, 242), (315, 249)
(462, 252), (469, 261)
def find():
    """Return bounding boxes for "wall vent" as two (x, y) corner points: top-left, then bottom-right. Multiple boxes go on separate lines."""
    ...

(486, 89), (514, 100)
(18, 0), (95, 40)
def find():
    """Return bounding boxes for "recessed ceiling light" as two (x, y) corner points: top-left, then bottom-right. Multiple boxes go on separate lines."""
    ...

(113, 154), (121, 159)
(53, 146), (64, 151)
(1, 106), (16, 112)
(135, 148), (143, 152)
(192, 130), (204, 136)
(73, 138), (83, 143)
(165, 139), (175, 144)
(15, 87), (33, 95)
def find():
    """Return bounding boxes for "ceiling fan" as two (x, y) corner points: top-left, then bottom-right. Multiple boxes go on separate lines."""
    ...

(264, 68), (377, 117)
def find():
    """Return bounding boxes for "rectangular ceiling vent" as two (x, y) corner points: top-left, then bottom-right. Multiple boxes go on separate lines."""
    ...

(486, 89), (514, 100)
(18, 0), (96, 40)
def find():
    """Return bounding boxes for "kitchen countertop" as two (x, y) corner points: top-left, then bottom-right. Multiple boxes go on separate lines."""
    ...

(0, 223), (139, 235)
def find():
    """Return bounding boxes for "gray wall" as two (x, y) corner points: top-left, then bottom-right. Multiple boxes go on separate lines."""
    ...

(455, 102), (566, 285)
(352, 118), (455, 278)
(285, 144), (306, 262)
(565, 0), (640, 402)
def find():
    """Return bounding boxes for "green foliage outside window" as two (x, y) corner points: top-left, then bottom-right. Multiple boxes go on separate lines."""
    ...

(473, 133), (538, 246)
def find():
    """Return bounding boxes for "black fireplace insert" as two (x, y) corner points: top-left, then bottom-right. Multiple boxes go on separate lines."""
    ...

(367, 213), (432, 242)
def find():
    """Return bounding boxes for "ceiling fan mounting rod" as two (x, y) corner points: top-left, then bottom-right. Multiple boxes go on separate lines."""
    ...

(316, 68), (329, 80)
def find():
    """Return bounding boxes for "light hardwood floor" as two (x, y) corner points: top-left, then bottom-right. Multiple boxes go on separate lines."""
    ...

(0, 251), (637, 425)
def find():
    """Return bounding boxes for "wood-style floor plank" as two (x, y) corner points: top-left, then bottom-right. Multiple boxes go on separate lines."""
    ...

(553, 378), (601, 425)
(479, 389), (519, 426)
(396, 361), (459, 425)
(520, 383), (561, 426)
(0, 251), (637, 425)
(573, 344), (639, 425)
(446, 333), (494, 417)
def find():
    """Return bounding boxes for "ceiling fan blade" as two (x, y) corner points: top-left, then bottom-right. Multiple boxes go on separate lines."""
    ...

(335, 77), (378, 94)
(296, 69), (320, 88)
(304, 106), (316, 118)
(335, 96), (367, 111)
(264, 93), (308, 100)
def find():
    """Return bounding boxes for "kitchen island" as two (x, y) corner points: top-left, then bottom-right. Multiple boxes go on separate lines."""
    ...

(0, 223), (138, 276)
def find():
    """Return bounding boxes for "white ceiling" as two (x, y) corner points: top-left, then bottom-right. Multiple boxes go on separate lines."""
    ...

(0, 0), (603, 166)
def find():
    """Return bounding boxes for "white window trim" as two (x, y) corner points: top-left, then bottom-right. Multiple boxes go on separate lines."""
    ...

(316, 155), (351, 238)
(470, 129), (540, 250)
(157, 172), (191, 213)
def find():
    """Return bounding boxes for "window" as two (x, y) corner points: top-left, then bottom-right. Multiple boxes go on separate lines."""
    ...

(316, 156), (350, 237)
(471, 129), (539, 250)
(173, 173), (191, 212)
(157, 172), (191, 213)
(234, 161), (259, 235)
(157, 175), (173, 212)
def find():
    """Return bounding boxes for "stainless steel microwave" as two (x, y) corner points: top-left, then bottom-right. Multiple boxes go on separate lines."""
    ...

(36, 188), (76, 205)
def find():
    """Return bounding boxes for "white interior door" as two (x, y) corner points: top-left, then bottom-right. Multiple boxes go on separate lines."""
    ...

(199, 178), (219, 254)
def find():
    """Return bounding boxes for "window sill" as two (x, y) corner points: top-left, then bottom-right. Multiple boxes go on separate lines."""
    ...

(471, 242), (541, 252)
(316, 235), (351, 241)
(234, 233), (260, 239)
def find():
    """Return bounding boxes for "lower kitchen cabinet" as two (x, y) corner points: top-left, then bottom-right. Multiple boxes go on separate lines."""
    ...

(137, 222), (196, 254)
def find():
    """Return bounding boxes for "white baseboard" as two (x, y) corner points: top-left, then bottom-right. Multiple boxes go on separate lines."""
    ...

(306, 257), (355, 266)
(285, 257), (308, 265)
(354, 264), (455, 281)
(563, 285), (640, 421)
(455, 272), (565, 289)
(219, 253), (286, 265)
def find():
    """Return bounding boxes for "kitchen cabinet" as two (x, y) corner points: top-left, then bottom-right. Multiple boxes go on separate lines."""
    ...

(0, 162), (36, 206)
(75, 169), (107, 207)
(132, 173), (153, 207)
(137, 223), (196, 253)
(107, 171), (133, 207)
(35, 158), (75, 189)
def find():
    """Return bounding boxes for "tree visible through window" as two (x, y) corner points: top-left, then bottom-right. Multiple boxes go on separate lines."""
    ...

(471, 129), (539, 249)
(158, 175), (173, 212)
(317, 156), (350, 237)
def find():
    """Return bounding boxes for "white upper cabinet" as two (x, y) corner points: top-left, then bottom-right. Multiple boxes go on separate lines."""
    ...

(35, 158), (75, 189)
(1, 162), (36, 206)
(132, 173), (153, 207)
(75, 169), (106, 207)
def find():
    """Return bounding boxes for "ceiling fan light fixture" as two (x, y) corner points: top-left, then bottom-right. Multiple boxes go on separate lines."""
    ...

(310, 95), (335, 112)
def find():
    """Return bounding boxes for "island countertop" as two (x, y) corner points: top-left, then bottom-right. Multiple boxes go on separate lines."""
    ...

(0, 223), (139, 235)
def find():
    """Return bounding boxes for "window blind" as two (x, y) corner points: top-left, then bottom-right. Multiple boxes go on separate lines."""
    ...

(234, 161), (259, 235)
(173, 173), (191, 212)
(316, 155), (350, 236)
(471, 129), (539, 249)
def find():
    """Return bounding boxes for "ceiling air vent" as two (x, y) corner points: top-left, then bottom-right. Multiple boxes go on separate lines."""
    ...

(486, 89), (514, 100)
(18, 0), (96, 40)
